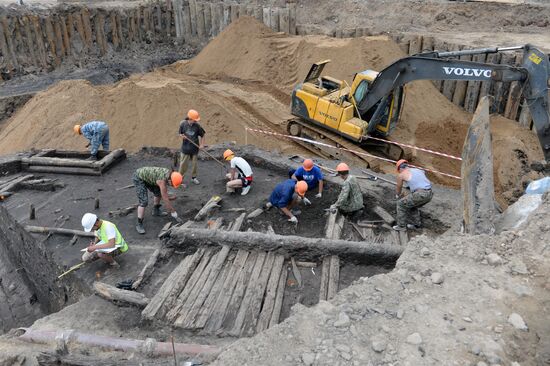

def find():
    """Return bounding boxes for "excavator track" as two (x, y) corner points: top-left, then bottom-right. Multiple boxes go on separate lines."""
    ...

(285, 118), (405, 170)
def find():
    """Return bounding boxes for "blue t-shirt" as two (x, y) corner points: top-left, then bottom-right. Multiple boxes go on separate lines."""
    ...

(269, 179), (297, 208)
(294, 166), (323, 190)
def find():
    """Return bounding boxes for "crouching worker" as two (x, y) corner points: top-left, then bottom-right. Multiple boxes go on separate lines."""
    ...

(223, 149), (253, 196)
(133, 167), (183, 234)
(393, 159), (433, 231)
(73, 121), (110, 161)
(81, 213), (128, 267)
(330, 163), (364, 221)
(290, 158), (324, 205)
(266, 179), (308, 224)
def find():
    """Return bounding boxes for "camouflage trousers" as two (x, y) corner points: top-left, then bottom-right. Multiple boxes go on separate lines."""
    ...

(396, 189), (433, 226)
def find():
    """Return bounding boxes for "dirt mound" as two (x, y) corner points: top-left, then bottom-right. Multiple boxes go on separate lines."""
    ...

(0, 17), (543, 201)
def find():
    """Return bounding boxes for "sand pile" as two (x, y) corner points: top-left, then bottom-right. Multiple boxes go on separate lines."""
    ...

(0, 17), (542, 201)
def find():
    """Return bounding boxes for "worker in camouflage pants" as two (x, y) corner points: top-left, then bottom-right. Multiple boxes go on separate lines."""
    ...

(393, 159), (433, 231)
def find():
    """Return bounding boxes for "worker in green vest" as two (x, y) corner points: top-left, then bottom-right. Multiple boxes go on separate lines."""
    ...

(81, 213), (128, 267)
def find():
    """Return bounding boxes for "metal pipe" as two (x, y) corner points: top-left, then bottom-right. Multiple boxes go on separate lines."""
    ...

(436, 45), (525, 58)
(18, 328), (220, 357)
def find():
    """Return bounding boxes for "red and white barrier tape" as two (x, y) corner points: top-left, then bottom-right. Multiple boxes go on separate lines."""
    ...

(245, 127), (461, 180)
(363, 135), (462, 161)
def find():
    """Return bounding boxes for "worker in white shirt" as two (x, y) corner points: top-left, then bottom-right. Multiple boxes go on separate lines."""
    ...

(223, 149), (253, 196)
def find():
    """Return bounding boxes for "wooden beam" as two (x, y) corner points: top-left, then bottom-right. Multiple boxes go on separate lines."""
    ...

(256, 254), (285, 332)
(326, 255), (340, 300)
(319, 256), (330, 301)
(290, 257), (302, 287)
(373, 206), (396, 225)
(268, 258), (288, 328)
(194, 195), (222, 221)
(0, 174), (33, 192)
(131, 247), (161, 290)
(193, 260), (231, 329)
(93, 282), (149, 308)
(25, 225), (95, 237)
(230, 212), (246, 232)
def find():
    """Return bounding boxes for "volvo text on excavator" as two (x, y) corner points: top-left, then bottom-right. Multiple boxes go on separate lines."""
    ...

(288, 44), (550, 166)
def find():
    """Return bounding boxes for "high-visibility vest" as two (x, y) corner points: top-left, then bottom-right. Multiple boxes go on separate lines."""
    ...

(97, 220), (128, 253)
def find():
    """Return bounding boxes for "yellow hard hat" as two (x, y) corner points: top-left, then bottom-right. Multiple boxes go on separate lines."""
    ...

(223, 149), (234, 160)
(73, 125), (81, 135)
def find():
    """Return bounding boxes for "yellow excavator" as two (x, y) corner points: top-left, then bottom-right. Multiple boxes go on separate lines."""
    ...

(288, 44), (550, 166)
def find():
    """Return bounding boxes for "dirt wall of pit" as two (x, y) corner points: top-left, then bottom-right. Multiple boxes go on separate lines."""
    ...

(0, 205), (82, 333)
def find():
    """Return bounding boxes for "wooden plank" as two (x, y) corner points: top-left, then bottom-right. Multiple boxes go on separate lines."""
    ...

(94, 282), (149, 307)
(464, 53), (487, 113)
(204, 249), (250, 333)
(290, 257), (302, 287)
(326, 255), (340, 300)
(203, 2), (212, 38)
(22, 156), (98, 168)
(493, 53), (515, 114)
(398, 230), (408, 245)
(518, 104), (532, 129)
(227, 251), (267, 336)
(247, 208), (263, 219)
(230, 212), (246, 232)
(421, 36), (434, 53)
(0, 16), (17, 69)
(504, 53), (524, 120)
(451, 53), (472, 108)
(80, 8), (93, 48)
(177, 246), (231, 328)
(268, 260), (287, 328)
(53, 16), (65, 60)
(432, 39), (447, 91)
(325, 211), (345, 240)
(188, 0), (197, 35)
(141, 248), (204, 320)
(373, 206), (395, 225)
(24, 166), (100, 176)
(59, 15), (70, 57)
(408, 35), (422, 55)
(479, 53), (499, 106)
(288, 3), (296, 35)
(254, 5), (263, 23)
(240, 252), (277, 336)
(194, 195), (222, 221)
(20, 16), (38, 67)
(166, 248), (214, 322)
(110, 12), (119, 49)
(183, 2), (192, 40)
(210, 3), (220, 36)
(230, 4), (239, 23)
(256, 254), (285, 332)
(442, 44), (459, 99)
(195, 2), (206, 39)
(319, 256), (330, 301)
(269, 7), (279, 32)
(0, 174), (34, 192)
(278, 7), (289, 34)
(193, 259), (232, 329)
(262, 7), (270, 28)
(131, 247), (161, 290)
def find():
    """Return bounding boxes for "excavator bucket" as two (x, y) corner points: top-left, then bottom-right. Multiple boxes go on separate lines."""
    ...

(461, 96), (496, 235)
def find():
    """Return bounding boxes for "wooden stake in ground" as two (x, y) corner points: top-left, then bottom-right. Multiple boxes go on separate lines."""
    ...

(93, 282), (149, 308)
(194, 196), (222, 221)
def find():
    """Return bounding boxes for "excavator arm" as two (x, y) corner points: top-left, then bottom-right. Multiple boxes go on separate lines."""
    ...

(356, 44), (550, 159)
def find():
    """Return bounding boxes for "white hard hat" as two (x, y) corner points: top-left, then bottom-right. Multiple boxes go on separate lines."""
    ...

(81, 213), (97, 232)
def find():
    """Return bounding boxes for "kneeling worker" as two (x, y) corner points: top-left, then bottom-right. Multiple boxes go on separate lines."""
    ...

(223, 149), (253, 196)
(81, 213), (128, 267)
(393, 159), (433, 231)
(133, 167), (183, 234)
(267, 179), (308, 224)
(73, 121), (110, 161)
(291, 158), (324, 203)
(330, 163), (364, 220)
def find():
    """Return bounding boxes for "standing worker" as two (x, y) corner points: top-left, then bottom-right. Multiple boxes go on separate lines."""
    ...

(290, 158), (324, 203)
(74, 121), (110, 160)
(223, 149), (253, 195)
(133, 167), (183, 234)
(330, 163), (364, 220)
(81, 213), (128, 267)
(266, 179), (308, 224)
(393, 159), (433, 231)
(179, 109), (206, 185)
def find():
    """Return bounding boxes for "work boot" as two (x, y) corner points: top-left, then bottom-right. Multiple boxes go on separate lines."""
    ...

(136, 219), (146, 234)
(241, 186), (251, 196)
(152, 204), (168, 217)
(392, 225), (406, 231)
(86, 155), (98, 161)
(407, 224), (420, 230)
(265, 202), (273, 210)
(192, 177), (200, 185)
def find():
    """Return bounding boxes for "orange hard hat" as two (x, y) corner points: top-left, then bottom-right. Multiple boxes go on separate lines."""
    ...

(187, 109), (200, 121)
(73, 125), (81, 135)
(336, 162), (349, 173)
(295, 180), (308, 196)
(223, 149), (234, 160)
(170, 172), (183, 188)
(303, 159), (314, 171)
(396, 159), (408, 171)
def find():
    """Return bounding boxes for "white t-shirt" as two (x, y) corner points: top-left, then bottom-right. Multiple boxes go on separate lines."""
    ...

(95, 221), (117, 242)
(231, 157), (252, 178)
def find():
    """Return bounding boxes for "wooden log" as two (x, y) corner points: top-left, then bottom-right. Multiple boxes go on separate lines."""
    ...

(143, 6), (151, 34)
(24, 165), (100, 176)
(247, 208), (263, 219)
(168, 227), (404, 262)
(408, 35), (422, 55)
(319, 256), (330, 301)
(262, 7), (270, 28)
(25, 225), (95, 237)
(96, 12), (108, 55)
(398, 230), (408, 245)
(518, 104), (532, 129)
(141, 249), (205, 320)
(504, 53), (524, 120)
(0, 18), (13, 71)
(195, 2), (205, 39)
(116, 12), (123, 45)
(451, 53), (472, 108)
(240, 252), (276, 336)
(203, 2), (212, 38)
(269, 7), (279, 32)
(462, 97), (495, 235)
(479, 53), (499, 106)
(177, 246), (231, 328)
(432, 39), (448, 91)
(165, 2), (172, 38)
(421, 36), (434, 53)
(81, 8), (93, 48)
(166, 249), (214, 322)
(108, 204), (138, 218)
(93, 282), (149, 308)
(254, 5), (263, 22)
(351, 222), (366, 240)
(255, 254), (285, 332)
(464, 53), (487, 113)
(194, 195), (222, 221)
(182, 1), (192, 40)
(326, 255), (339, 300)
(295, 261), (316, 268)
(325, 211), (344, 240)
(230, 4), (239, 23)
(31, 16), (48, 68)
(278, 8), (290, 34)
(0, 174), (33, 192)
(227, 251), (267, 336)
(288, 3), (296, 35)
(373, 206), (395, 225)
(135, 7), (143, 42)
(110, 12), (119, 49)
(204, 249), (249, 333)
(442, 45), (459, 99)
(230, 212), (246, 232)
(131, 247), (161, 290)
(290, 257), (302, 287)
(220, 251), (258, 331)
(22, 156), (98, 168)
(73, 11), (87, 53)
(268, 259), (287, 328)
(98, 148), (126, 170)
(188, 0), (197, 36)
(53, 16), (65, 60)
(1, 16), (19, 69)
(210, 3), (219, 36)
(222, 4), (230, 28)
(495, 53), (516, 114)
(193, 259), (231, 329)
(21, 16), (38, 67)
(59, 15), (70, 57)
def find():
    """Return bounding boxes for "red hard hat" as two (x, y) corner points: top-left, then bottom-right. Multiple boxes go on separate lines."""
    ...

(170, 172), (183, 188)
(303, 159), (314, 171)
(336, 162), (349, 173)
(396, 159), (408, 172)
